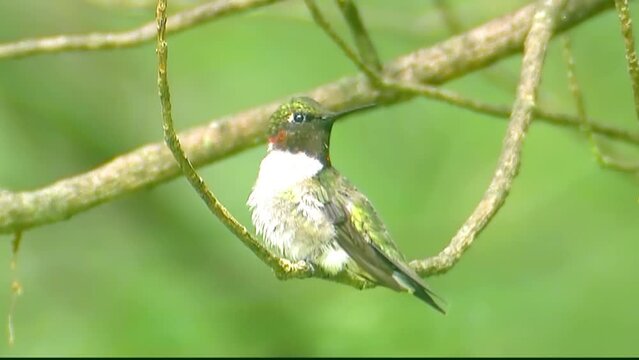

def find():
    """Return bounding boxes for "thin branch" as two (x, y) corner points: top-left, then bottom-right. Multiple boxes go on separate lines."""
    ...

(615, 0), (639, 123)
(412, 0), (568, 276)
(155, 0), (317, 280)
(0, 0), (283, 59)
(562, 36), (639, 172)
(335, 0), (382, 71)
(389, 80), (639, 146)
(0, 0), (622, 237)
(304, 0), (382, 86)
(533, 109), (639, 143)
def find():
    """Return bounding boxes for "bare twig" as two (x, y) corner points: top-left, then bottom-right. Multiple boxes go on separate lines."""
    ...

(562, 36), (639, 172)
(0, 0), (623, 238)
(335, 0), (382, 71)
(304, 0), (382, 86)
(615, 0), (639, 123)
(0, 0), (283, 59)
(387, 80), (639, 146)
(412, 0), (568, 275)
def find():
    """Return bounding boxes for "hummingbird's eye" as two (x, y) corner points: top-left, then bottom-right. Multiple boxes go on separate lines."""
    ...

(292, 113), (306, 123)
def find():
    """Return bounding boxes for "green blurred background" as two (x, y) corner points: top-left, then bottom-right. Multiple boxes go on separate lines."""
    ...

(0, 0), (638, 356)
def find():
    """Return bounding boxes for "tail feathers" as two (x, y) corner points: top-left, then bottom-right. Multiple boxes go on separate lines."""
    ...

(392, 271), (447, 314)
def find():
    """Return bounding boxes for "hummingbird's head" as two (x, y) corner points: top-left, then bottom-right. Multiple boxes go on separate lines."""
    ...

(268, 97), (332, 137)
(267, 97), (337, 164)
(267, 97), (372, 165)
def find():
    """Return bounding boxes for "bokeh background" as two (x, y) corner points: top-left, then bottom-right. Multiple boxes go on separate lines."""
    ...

(0, 0), (638, 356)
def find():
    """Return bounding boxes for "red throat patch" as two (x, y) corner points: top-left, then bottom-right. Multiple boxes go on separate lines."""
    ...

(268, 129), (287, 144)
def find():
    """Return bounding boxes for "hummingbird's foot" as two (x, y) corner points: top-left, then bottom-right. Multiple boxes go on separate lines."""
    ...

(276, 258), (314, 280)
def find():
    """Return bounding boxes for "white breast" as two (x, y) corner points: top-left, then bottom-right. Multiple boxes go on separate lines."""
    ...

(249, 150), (324, 196)
(247, 150), (328, 259)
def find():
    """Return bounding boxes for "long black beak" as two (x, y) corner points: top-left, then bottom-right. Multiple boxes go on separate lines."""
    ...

(323, 102), (376, 122)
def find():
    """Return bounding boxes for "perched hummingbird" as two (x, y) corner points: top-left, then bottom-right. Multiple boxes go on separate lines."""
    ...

(247, 97), (445, 313)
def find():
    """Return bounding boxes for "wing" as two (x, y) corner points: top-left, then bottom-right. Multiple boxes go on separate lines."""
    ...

(316, 167), (446, 313)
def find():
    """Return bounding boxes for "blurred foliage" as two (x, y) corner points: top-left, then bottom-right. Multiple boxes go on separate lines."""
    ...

(0, 0), (638, 356)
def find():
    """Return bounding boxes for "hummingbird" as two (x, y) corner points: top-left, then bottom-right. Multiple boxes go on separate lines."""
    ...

(247, 97), (445, 313)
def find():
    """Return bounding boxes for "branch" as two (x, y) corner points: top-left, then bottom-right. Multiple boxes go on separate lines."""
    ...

(378, 80), (639, 147)
(0, 0), (622, 238)
(335, 0), (382, 71)
(304, 0), (381, 86)
(615, 0), (639, 123)
(562, 36), (639, 172)
(155, 0), (281, 268)
(411, 0), (567, 275)
(0, 0), (283, 59)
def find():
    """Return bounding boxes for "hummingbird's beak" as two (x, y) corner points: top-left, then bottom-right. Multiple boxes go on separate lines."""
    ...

(323, 102), (376, 123)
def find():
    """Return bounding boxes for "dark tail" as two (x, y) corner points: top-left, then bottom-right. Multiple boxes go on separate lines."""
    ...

(327, 209), (448, 314)
(392, 271), (447, 314)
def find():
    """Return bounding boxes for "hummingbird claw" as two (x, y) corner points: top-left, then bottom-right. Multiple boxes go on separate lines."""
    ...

(276, 258), (313, 279)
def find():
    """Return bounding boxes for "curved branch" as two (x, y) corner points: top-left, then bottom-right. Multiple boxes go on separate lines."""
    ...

(155, 0), (316, 281)
(0, 0), (283, 59)
(0, 0), (621, 236)
(411, 0), (567, 275)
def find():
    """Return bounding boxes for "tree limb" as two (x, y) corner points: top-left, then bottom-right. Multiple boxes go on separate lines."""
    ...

(0, 0), (284, 59)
